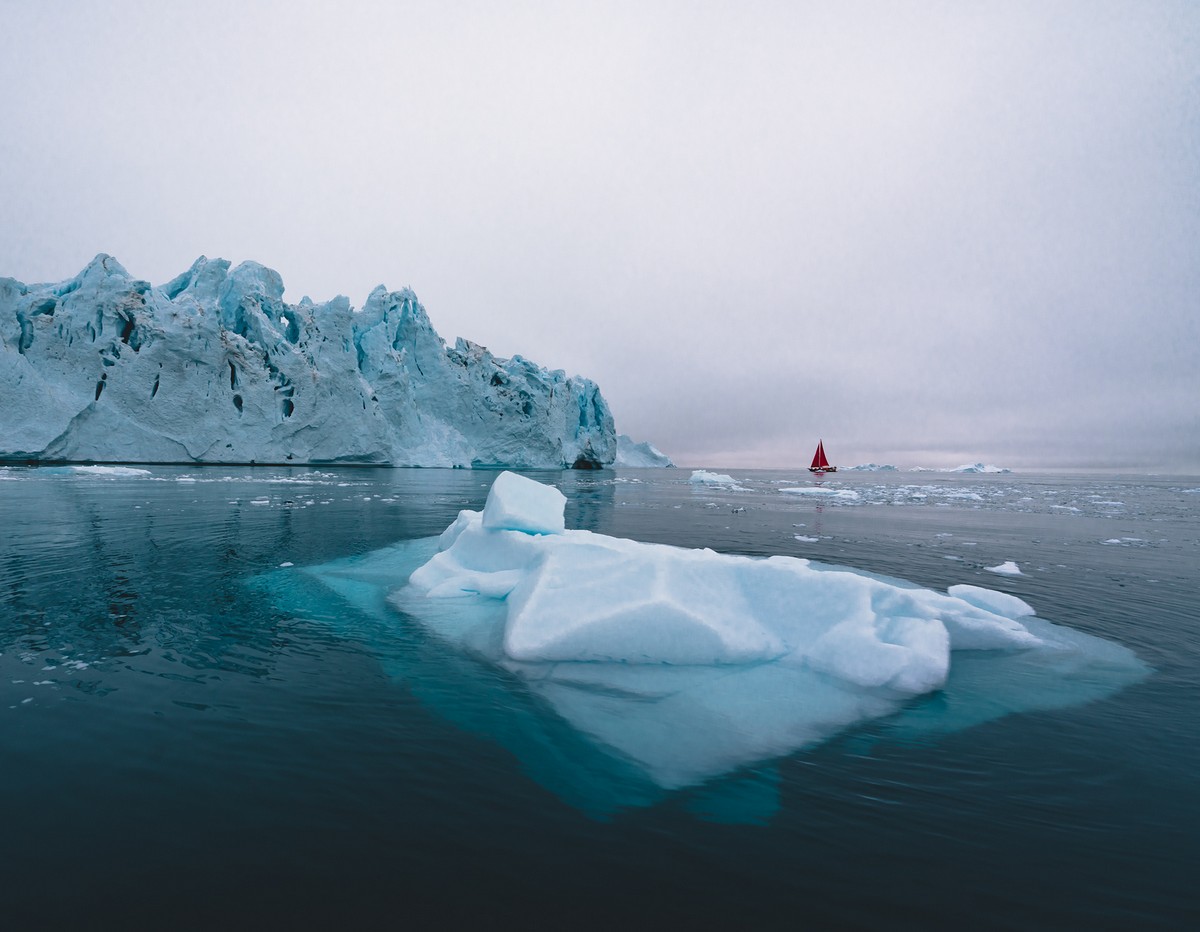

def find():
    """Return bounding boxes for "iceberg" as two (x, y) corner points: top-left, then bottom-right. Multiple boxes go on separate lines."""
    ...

(950, 463), (1012, 474)
(911, 463), (1012, 474)
(0, 255), (615, 467)
(614, 434), (674, 468)
(374, 473), (1146, 792)
(688, 469), (745, 490)
(256, 472), (1148, 818)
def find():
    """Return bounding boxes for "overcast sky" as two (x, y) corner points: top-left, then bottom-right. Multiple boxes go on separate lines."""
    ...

(2, 1), (1197, 471)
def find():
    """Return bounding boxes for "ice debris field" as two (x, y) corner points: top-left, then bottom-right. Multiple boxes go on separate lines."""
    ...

(262, 472), (1146, 817)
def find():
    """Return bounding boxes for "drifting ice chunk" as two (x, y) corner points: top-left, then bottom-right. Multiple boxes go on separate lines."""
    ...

(780, 486), (860, 500)
(481, 470), (566, 535)
(689, 470), (744, 489)
(384, 473), (1106, 789)
(986, 561), (1023, 576)
(270, 473), (1148, 814)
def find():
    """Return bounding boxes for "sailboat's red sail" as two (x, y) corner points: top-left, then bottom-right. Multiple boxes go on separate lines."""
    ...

(811, 440), (830, 470)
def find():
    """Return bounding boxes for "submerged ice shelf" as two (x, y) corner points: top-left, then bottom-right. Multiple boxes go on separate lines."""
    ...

(262, 472), (1148, 818)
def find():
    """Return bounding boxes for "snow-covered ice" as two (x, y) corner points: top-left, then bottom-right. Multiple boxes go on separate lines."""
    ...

(986, 561), (1023, 576)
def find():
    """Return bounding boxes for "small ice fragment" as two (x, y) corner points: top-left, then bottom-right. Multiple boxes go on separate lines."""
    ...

(689, 470), (745, 490)
(279, 562), (294, 567)
(779, 487), (859, 500)
(985, 561), (1022, 576)
(794, 535), (819, 543)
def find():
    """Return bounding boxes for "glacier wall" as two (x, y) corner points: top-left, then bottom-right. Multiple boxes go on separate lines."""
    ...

(0, 255), (615, 468)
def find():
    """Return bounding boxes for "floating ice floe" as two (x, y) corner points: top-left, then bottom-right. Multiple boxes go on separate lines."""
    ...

(909, 463), (1011, 474)
(66, 465), (153, 478)
(688, 470), (745, 490)
(779, 486), (860, 500)
(261, 472), (1147, 820)
(986, 561), (1023, 576)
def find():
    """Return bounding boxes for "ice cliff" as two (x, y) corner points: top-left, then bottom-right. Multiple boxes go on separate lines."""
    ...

(0, 255), (615, 468)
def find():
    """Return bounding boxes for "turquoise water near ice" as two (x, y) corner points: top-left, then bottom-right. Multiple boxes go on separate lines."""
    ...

(1, 465), (1196, 928)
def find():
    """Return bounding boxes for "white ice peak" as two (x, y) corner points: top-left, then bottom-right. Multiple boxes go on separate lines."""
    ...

(0, 255), (616, 467)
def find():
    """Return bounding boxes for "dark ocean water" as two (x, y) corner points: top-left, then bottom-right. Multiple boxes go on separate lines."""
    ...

(1, 465), (1196, 930)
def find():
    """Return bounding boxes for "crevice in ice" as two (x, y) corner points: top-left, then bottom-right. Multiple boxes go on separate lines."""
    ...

(117, 312), (136, 348)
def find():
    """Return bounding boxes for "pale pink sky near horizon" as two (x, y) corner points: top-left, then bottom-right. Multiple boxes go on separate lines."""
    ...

(3, 1), (1197, 471)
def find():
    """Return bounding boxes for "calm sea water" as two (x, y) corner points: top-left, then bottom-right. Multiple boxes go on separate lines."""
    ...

(1, 465), (1196, 929)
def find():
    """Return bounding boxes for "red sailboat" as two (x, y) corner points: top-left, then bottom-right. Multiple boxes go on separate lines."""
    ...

(808, 439), (836, 474)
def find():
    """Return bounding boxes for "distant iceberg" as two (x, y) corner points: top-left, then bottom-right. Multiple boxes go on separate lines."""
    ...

(911, 463), (1012, 474)
(845, 463), (898, 472)
(688, 470), (744, 489)
(614, 434), (674, 468)
(0, 255), (615, 468)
